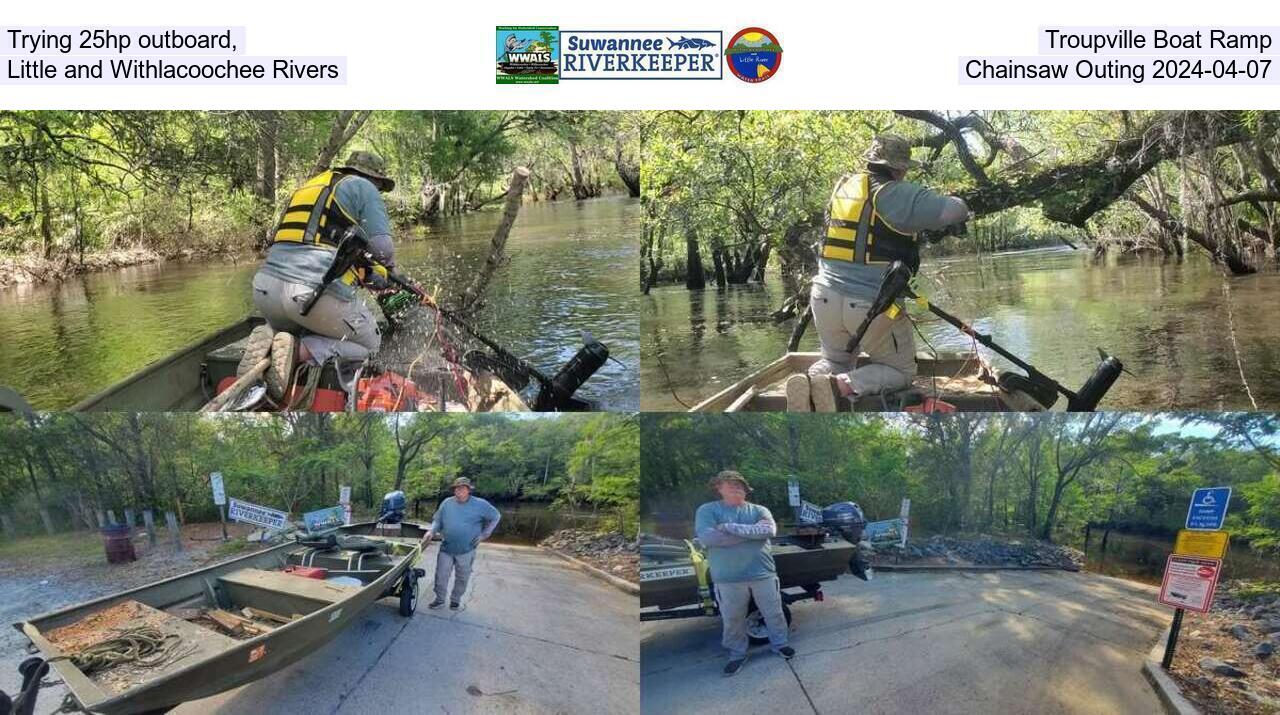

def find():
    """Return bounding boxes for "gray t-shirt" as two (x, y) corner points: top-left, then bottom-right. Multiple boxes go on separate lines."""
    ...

(430, 496), (501, 555)
(813, 178), (962, 300)
(258, 173), (395, 301)
(694, 501), (776, 583)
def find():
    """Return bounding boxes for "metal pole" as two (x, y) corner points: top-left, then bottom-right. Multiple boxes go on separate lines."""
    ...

(219, 505), (228, 542)
(1162, 608), (1184, 669)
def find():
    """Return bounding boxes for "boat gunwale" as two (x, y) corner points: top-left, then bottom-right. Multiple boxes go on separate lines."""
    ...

(689, 351), (992, 413)
(70, 317), (262, 411)
(16, 521), (426, 713)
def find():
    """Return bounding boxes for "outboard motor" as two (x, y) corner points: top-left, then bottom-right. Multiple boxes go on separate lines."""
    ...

(1067, 350), (1125, 412)
(821, 501), (867, 543)
(823, 501), (871, 582)
(532, 334), (610, 411)
(379, 490), (407, 525)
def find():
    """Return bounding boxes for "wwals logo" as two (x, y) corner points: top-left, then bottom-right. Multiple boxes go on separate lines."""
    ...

(496, 26), (559, 84)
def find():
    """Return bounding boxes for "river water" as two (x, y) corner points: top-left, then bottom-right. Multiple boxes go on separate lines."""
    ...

(0, 195), (639, 410)
(641, 246), (1280, 411)
(411, 500), (605, 545)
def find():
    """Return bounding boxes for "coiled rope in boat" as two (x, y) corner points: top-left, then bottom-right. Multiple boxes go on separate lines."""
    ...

(53, 626), (194, 675)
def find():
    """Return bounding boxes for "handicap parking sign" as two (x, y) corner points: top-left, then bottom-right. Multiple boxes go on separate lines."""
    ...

(1185, 487), (1232, 531)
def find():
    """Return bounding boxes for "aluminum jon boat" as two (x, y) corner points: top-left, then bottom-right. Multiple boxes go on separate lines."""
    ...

(14, 521), (428, 715)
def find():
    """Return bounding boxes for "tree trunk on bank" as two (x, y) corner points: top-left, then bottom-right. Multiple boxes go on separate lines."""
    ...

(39, 508), (55, 535)
(1130, 193), (1255, 274)
(753, 242), (771, 283)
(711, 248), (727, 288)
(615, 137), (640, 197)
(570, 141), (590, 200)
(685, 228), (706, 290)
(312, 110), (373, 174)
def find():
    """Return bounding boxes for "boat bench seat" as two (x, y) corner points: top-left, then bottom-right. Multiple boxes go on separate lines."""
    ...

(218, 568), (359, 614)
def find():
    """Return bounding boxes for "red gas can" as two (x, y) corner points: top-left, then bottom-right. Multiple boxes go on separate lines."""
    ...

(283, 565), (328, 579)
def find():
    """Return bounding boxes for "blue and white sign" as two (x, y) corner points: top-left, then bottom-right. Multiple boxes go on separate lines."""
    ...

(1185, 487), (1232, 531)
(303, 505), (346, 533)
(228, 498), (288, 531)
(559, 31), (722, 80)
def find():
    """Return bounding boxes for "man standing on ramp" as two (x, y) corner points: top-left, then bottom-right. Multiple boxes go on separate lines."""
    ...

(425, 477), (502, 610)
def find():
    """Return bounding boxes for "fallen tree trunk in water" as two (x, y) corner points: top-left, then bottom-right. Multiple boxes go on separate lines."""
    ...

(459, 166), (530, 313)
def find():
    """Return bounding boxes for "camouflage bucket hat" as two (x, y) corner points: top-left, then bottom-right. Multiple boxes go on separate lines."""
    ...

(340, 150), (395, 192)
(451, 477), (474, 490)
(709, 470), (752, 493)
(864, 134), (920, 172)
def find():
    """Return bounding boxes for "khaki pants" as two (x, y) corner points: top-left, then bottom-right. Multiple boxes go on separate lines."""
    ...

(715, 576), (789, 659)
(252, 271), (380, 365)
(434, 548), (476, 604)
(808, 282), (916, 395)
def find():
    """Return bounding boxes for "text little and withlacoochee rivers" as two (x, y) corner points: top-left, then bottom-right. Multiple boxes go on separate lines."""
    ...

(6, 57), (340, 80)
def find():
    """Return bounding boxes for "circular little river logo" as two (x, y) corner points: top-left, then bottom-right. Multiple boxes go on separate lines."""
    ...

(726, 28), (782, 83)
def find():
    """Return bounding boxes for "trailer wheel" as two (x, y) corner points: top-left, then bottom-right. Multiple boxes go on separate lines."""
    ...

(745, 603), (792, 645)
(399, 572), (419, 616)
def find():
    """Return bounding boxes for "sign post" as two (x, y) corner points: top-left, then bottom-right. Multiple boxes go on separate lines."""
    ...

(210, 472), (228, 541)
(1159, 486), (1232, 669)
(339, 485), (352, 526)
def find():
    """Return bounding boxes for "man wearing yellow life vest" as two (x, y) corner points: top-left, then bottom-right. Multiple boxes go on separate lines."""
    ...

(247, 151), (397, 398)
(790, 135), (970, 411)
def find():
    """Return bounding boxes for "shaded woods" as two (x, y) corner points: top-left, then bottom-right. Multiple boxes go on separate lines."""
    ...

(0, 413), (638, 539)
(0, 110), (640, 283)
(640, 413), (1280, 559)
(640, 110), (1280, 296)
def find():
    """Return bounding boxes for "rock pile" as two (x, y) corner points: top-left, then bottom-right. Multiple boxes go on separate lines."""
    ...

(1171, 581), (1280, 713)
(871, 534), (1083, 570)
(541, 528), (639, 583)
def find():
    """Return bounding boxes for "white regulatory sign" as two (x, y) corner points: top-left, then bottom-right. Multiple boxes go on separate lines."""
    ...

(1158, 555), (1222, 613)
(227, 498), (288, 531)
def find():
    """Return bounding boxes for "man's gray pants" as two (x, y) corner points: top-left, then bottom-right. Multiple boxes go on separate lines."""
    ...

(715, 576), (790, 659)
(434, 548), (476, 604)
(251, 271), (381, 365)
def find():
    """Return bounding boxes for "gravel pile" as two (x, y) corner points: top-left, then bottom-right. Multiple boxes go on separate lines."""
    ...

(872, 534), (1083, 570)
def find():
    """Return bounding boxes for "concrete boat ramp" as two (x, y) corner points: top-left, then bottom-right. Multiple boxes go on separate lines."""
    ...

(642, 568), (1169, 715)
(6, 543), (637, 715)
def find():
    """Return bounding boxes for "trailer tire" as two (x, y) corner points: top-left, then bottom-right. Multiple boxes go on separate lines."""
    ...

(399, 572), (419, 617)
(746, 603), (792, 645)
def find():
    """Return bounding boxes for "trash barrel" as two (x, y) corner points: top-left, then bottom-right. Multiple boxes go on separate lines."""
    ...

(102, 524), (136, 564)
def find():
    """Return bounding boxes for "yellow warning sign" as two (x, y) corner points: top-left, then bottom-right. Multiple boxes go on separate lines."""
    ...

(1174, 529), (1230, 559)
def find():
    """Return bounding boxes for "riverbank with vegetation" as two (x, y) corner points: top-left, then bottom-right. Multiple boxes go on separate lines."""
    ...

(0, 110), (640, 287)
(0, 413), (638, 544)
(641, 110), (1280, 303)
(641, 413), (1280, 581)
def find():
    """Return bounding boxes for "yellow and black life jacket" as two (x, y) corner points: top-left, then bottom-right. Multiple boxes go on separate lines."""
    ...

(273, 170), (358, 249)
(821, 173), (920, 272)
(272, 170), (386, 286)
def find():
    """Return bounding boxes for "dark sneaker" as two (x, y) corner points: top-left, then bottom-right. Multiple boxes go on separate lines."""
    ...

(450, 601), (461, 610)
(776, 646), (795, 660)
(722, 657), (747, 677)
(428, 599), (445, 609)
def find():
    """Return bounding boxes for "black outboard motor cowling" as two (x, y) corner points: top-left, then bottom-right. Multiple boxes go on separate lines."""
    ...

(379, 490), (407, 524)
(821, 501), (867, 543)
(1067, 351), (1124, 412)
(533, 336), (610, 411)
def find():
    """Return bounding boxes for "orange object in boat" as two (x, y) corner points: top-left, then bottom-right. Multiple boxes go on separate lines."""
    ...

(356, 372), (425, 412)
(904, 397), (956, 414)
